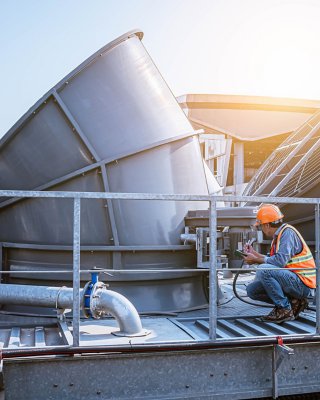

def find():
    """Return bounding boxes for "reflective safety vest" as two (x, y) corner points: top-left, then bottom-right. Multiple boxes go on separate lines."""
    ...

(270, 224), (316, 289)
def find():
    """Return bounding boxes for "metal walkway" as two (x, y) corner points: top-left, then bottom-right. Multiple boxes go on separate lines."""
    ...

(171, 312), (316, 341)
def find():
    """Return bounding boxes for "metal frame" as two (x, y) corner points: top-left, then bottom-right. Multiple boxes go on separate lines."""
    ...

(72, 198), (81, 347)
(0, 190), (319, 347)
(244, 112), (320, 196)
(272, 341), (294, 399)
(52, 92), (99, 162)
(269, 136), (320, 197)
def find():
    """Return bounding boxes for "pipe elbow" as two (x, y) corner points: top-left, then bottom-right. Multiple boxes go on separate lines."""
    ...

(92, 288), (146, 337)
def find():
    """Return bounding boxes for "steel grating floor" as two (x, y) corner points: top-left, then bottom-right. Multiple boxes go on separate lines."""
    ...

(171, 311), (316, 340)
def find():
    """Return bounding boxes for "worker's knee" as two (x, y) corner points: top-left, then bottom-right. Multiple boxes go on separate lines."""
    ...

(246, 282), (260, 300)
(255, 264), (272, 281)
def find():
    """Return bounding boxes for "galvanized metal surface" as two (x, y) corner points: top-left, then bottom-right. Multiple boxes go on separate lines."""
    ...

(209, 200), (217, 340)
(4, 342), (320, 399)
(72, 197), (81, 346)
(0, 190), (320, 203)
(172, 312), (316, 340)
(0, 325), (65, 348)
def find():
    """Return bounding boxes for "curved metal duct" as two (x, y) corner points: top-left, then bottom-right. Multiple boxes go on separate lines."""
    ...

(0, 30), (217, 312)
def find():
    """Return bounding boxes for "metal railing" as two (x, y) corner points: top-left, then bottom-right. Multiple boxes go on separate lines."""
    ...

(0, 190), (319, 345)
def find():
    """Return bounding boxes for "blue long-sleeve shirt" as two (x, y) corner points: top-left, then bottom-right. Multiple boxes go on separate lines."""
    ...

(264, 224), (303, 268)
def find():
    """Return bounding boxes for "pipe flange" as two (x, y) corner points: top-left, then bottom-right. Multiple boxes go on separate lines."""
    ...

(112, 329), (151, 338)
(83, 281), (107, 319)
(90, 282), (107, 319)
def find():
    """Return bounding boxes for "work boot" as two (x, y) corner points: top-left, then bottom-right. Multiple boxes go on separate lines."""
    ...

(290, 297), (308, 318)
(261, 307), (294, 324)
(261, 307), (278, 322)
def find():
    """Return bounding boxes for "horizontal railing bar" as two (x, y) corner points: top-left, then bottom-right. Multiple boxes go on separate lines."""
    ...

(0, 269), (207, 274)
(1, 267), (315, 274)
(1, 243), (194, 251)
(0, 190), (319, 204)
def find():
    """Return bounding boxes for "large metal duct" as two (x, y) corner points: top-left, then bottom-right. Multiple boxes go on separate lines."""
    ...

(0, 30), (219, 312)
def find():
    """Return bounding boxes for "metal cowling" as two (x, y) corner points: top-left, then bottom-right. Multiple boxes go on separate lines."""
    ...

(0, 30), (219, 312)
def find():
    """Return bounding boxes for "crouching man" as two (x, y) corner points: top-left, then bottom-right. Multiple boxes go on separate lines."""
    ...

(244, 204), (316, 324)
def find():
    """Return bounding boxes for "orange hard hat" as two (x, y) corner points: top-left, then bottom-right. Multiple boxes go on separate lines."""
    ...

(255, 204), (284, 226)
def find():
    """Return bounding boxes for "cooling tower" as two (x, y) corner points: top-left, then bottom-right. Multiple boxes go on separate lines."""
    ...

(0, 30), (217, 312)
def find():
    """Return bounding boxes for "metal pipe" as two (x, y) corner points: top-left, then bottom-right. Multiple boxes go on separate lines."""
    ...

(0, 189), (320, 204)
(0, 283), (144, 337)
(0, 285), (74, 308)
(180, 233), (197, 243)
(92, 287), (143, 336)
(0, 267), (316, 274)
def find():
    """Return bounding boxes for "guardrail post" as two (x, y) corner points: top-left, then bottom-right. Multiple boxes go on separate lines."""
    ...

(316, 203), (320, 335)
(72, 197), (81, 346)
(209, 198), (217, 340)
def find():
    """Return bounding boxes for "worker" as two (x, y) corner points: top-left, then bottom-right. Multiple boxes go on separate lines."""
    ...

(243, 204), (316, 324)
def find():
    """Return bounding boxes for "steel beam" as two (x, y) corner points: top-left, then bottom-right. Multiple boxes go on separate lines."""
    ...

(100, 164), (119, 246)
(53, 92), (100, 162)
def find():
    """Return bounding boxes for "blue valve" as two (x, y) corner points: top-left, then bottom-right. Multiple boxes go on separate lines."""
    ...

(83, 269), (101, 318)
(91, 271), (99, 285)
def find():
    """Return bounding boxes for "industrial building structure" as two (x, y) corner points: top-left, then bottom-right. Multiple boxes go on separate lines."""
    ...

(178, 94), (320, 196)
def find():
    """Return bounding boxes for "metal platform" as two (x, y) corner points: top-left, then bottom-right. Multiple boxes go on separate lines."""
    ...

(0, 275), (316, 349)
(0, 309), (316, 350)
(1, 276), (320, 400)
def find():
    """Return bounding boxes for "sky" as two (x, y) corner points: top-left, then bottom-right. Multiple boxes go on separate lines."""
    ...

(1, 0), (320, 137)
